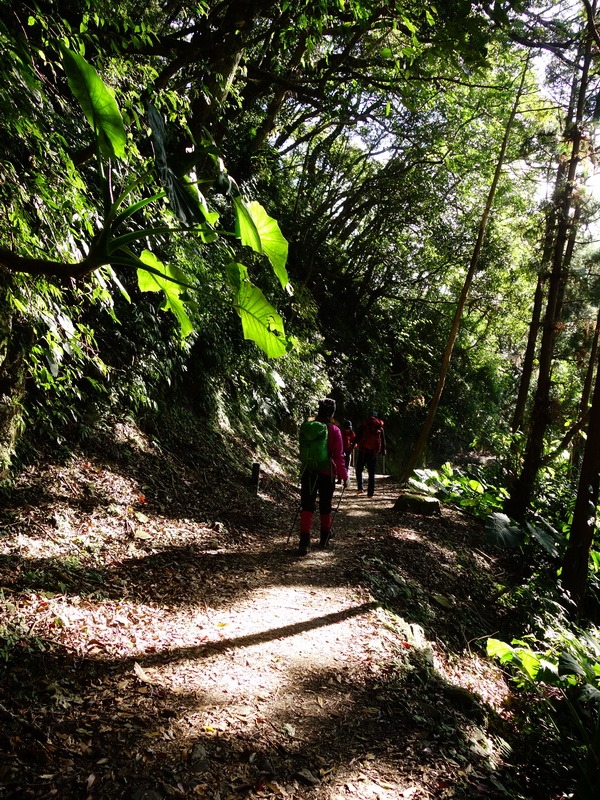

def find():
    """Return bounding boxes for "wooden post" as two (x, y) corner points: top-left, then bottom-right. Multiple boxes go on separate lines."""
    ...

(251, 463), (260, 492)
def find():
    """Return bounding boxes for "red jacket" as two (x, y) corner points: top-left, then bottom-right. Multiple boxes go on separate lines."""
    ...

(342, 429), (356, 454)
(356, 416), (385, 454)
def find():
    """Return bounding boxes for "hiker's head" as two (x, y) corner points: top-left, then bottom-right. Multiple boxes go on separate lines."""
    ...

(370, 410), (378, 418)
(318, 398), (336, 419)
(343, 419), (352, 430)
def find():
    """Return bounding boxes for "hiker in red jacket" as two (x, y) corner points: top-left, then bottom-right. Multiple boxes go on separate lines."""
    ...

(355, 411), (386, 497)
(298, 398), (348, 555)
(342, 420), (356, 472)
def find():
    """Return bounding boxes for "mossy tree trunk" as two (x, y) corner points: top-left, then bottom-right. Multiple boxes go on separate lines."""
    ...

(0, 287), (31, 479)
(562, 334), (600, 609)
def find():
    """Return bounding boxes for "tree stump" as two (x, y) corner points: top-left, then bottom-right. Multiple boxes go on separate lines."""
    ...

(393, 491), (441, 515)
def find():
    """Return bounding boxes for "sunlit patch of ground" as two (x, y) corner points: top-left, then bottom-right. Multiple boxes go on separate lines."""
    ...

(432, 648), (511, 714)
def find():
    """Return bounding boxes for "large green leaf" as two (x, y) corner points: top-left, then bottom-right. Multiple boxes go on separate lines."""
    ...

(516, 648), (541, 682)
(234, 279), (289, 358)
(225, 261), (249, 292)
(137, 250), (193, 338)
(233, 198), (290, 290)
(59, 44), (126, 159)
(245, 201), (290, 290)
(526, 521), (561, 560)
(487, 638), (515, 662)
(558, 652), (586, 678)
(233, 196), (262, 252)
(579, 684), (600, 702)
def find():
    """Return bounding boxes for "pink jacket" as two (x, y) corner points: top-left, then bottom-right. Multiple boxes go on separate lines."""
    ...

(323, 423), (348, 482)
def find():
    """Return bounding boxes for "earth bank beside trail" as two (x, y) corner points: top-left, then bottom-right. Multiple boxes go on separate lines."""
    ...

(0, 419), (538, 799)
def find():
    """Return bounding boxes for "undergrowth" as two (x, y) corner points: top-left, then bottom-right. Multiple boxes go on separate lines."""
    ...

(409, 461), (600, 799)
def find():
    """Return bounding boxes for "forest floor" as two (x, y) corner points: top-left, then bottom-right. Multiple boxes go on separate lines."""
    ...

(0, 417), (546, 799)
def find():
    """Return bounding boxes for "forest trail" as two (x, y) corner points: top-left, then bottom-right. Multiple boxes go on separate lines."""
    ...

(0, 428), (515, 800)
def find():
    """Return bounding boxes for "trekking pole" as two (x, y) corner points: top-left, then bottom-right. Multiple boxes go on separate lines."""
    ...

(324, 483), (346, 547)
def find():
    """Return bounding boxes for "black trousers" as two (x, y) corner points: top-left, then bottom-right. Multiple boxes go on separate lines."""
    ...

(301, 470), (335, 514)
(356, 449), (377, 495)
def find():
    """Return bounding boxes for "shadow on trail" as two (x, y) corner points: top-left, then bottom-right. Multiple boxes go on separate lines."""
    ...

(1, 540), (359, 607)
(0, 613), (529, 800)
(132, 601), (380, 667)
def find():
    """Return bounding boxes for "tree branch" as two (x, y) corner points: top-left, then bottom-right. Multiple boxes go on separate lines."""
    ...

(0, 248), (103, 280)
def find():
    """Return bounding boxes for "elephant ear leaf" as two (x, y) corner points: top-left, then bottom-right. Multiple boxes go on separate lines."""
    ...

(485, 512), (524, 549)
(233, 277), (289, 358)
(59, 44), (126, 159)
(246, 201), (290, 291)
(137, 250), (193, 338)
(233, 198), (290, 291)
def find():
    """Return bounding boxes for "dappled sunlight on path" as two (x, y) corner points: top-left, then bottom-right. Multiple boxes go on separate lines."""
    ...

(1, 459), (513, 800)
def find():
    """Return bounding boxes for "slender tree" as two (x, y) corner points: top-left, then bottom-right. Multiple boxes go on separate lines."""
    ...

(398, 56), (531, 485)
(562, 315), (600, 608)
(510, 272), (545, 435)
(571, 306), (600, 467)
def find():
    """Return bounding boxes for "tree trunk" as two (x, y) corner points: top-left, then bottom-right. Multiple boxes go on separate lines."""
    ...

(510, 272), (545, 435)
(562, 331), (600, 609)
(503, 21), (594, 520)
(572, 307), (600, 469)
(398, 56), (530, 485)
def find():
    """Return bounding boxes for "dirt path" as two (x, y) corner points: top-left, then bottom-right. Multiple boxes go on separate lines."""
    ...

(0, 434), (513, 800)
(119, 477), (509, 800)
(132, 478), (418, 799)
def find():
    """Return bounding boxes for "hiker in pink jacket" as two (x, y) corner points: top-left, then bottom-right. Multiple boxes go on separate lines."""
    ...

(298, 398), (348, 555)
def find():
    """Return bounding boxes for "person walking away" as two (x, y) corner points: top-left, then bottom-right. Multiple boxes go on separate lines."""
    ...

(298, 398), (348, 555)
(342, 420), (356, 473)
(355, 411), (386, 497)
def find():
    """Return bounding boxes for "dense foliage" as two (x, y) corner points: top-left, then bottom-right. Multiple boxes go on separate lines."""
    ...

(3, 0), (600, 573)
(4, 1), (600, 796)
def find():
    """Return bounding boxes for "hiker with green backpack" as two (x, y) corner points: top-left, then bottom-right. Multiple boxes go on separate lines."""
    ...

(298, 398), (348, 556)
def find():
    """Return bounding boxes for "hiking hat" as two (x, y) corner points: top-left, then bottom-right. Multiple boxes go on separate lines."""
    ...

(343, 419), (352, 429)
(318, 398), (336, 418)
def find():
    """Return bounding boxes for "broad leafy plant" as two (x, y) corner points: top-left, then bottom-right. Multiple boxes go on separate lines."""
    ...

(63, 46), (292, 358)
(411, 463), (508, 519)
(488, 630), (600, 799)
(4, 43), (293, 359)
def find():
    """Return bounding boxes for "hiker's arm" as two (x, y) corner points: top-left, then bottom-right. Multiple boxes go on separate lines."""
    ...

(329, 425), (348, 483)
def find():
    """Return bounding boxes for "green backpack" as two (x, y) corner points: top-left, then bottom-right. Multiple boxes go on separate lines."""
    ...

(299, 420), (331, 473)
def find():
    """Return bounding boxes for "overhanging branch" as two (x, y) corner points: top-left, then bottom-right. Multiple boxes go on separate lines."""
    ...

(0, 248), (103, 279)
